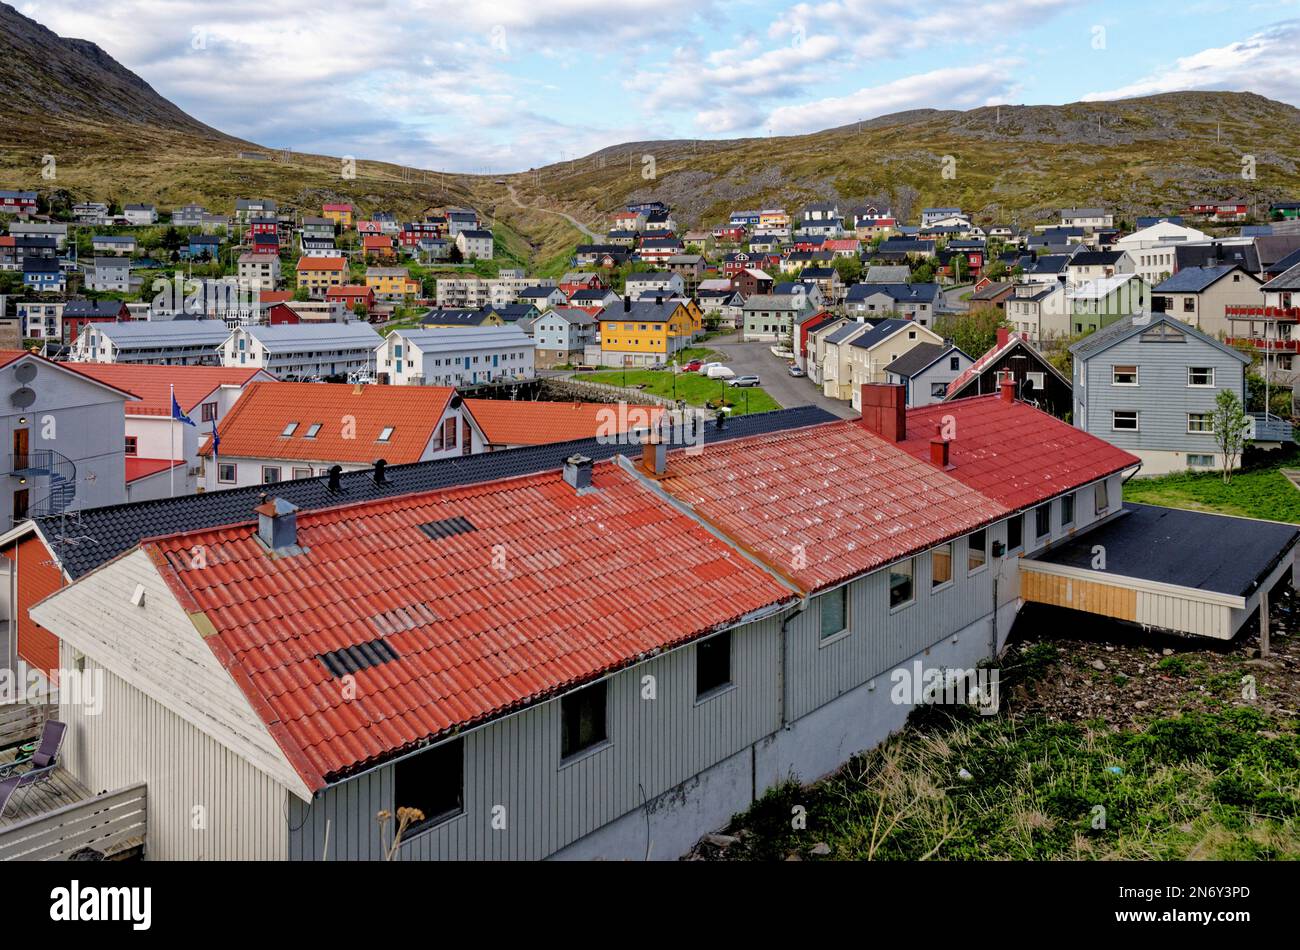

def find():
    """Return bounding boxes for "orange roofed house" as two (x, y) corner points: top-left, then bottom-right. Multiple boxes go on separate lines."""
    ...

(200, 381), (471, 489)
(296, 256), (348, 298)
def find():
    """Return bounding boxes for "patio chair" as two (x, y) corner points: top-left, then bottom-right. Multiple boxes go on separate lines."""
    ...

(0, 720), (67, 821)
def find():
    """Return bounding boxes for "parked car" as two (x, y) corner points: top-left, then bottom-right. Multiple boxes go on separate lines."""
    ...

(788, 365), (805, 377)
(683, 360), (703, 372)
(728, 375), (761, 387)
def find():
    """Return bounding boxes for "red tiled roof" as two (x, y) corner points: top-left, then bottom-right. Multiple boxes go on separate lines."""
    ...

(147, 463), (796, 787)
(200, 381), (453, 463)
(462, 400), (663, 447)
(259, 290), (293, 305)
(900, 395), (1140, 510)
(654, 420), (1006, 593)
(71, 364), (267, 416)
(946, 331), (1023, 396)
(125, 457), (184, 483)
(296, 256), (346, 272)
(326, 285), (372, 297)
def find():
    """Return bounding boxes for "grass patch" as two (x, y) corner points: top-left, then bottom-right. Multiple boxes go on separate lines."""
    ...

(1123, 457), (1300, 523)
(580, 369), (780, 415)
(725, 707), (1300, 860)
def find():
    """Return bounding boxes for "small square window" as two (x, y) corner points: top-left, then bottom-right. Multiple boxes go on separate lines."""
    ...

(1061, 494), (1074, 526)
(561, 681), (607, 760)
(1035, 503), (1051, 538)
(1007, 514), (1023, 552)
(281, 422), (298, 437)
(1095, 481), (1109, 516)
(1187, 413), (1211, 433)
(305, 423), (322, 439)
(820, 586), (848, 640)
(377, 426), (395, 442)
(1112, 410), (1139, 431)
(1112, 365), (1138, 385)
(889, 559), (915, 609)
(696, 631), (731, 697)
(1188, 367), (1214, 387)
(968, 529), (987, 572)
(124, 436), (138, 456)
(218, 463), (237, 483)
(262, 465), (281, 484)
(932, 543), (953, 588)
(393, 738), (463, 834)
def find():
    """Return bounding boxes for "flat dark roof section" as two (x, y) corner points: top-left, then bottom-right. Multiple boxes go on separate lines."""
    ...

(1032, 502), (1299, 598)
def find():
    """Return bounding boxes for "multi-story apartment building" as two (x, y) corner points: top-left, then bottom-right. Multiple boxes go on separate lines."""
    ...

(377, 325), (535, 385)
(221, 323), (382, 379)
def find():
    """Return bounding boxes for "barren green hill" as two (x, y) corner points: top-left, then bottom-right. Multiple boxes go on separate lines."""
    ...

(486, 92), (1300, 234)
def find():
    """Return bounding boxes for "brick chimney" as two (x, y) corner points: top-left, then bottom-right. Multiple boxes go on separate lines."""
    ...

(999, 370), (1016, 403)
(859, 383), (906, 442)
(930, 436), (953, 470)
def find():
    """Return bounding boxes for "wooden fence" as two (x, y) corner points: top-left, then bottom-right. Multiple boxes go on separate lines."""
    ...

(0, 783), (147, 861)
(0, 701), (56, 751)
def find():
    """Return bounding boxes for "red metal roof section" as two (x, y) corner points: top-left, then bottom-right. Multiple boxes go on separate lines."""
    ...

(462, 399), (663, 447)
(147, 463), (796, 788)
(945, 330), (1023, 396)
(125, 457), (185, 483)
(71, 364), (266, 416)
(654, 420), (1005, 593)
(201, 381), (454, 463)
(900, 395), (1140, 510)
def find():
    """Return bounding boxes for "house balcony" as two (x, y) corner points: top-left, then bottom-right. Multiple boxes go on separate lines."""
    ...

(1225, 306), (1300, 320)
(1226, 337), (1300, 352)
(1249, 412), (1295, 443)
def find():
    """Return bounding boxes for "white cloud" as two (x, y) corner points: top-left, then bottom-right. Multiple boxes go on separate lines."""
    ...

(1082, 20), (1300, 105)
(764, 64), (1020, 135)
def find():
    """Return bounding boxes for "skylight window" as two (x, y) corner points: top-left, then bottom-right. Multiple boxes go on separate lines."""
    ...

(377, 426), (395, 442)
(281, 422), (298, 437)
(304, 423), (321, 439)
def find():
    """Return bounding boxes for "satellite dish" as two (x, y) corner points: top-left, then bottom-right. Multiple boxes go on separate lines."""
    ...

(14, 362), (36, 383)
(11, 387), (36, 409)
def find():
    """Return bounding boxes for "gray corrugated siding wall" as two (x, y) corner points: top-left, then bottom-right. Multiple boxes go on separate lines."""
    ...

(289, 615), (784, 860)
(1077, 333), (1245, 454)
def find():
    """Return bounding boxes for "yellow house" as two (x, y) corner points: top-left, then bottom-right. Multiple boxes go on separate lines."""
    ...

(366, 267), (421, 299)
(322, 203), (354, 228)
(599, 300), (694, 367)
(296, 256), (347, 298)
(759, 209), (790, 230)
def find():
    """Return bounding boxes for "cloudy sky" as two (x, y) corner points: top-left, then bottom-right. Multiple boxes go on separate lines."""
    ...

(18, 0), (1300, 172)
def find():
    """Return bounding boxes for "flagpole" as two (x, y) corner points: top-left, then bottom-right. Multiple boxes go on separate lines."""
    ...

(170, 384), (175, 498)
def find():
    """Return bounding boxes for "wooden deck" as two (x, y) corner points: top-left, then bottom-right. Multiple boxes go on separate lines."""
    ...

(0, 746), (94, 827)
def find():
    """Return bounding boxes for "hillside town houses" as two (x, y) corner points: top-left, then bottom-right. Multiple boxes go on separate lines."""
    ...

(1, 178), (1300, 864)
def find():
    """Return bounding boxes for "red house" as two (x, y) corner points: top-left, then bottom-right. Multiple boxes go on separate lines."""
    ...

(0, 190), (37, 217)
(558, 272), (605, 297)
(712, 225), (746, 243)
(400, 221), (443, 248)
(250, 232), (279, 255)
(796, 309), (837, 368)
(357, 220), (383, 235)
(327, 285), (377, 312)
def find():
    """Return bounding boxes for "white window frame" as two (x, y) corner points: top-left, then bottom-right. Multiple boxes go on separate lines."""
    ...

(1187, 367), (1215, 387)
(1112, 364), (1139, 386)
(1112, 410), (1139, 431)
(1187, 413), (1211, 434)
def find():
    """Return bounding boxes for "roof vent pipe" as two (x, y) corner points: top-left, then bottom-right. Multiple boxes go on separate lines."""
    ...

(373, 458), (388, 485)
(326, 465), (343, 493)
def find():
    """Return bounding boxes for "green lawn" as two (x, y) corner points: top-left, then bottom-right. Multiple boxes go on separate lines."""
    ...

(1123, 455), (1300, 523)
(580, 369), (780, 416)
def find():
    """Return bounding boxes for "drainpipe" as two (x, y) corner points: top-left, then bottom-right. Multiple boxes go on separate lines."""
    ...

(778, 599), (808, 728)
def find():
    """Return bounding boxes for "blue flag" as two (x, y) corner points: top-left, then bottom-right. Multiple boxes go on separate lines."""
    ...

(210, 420), (220, 456)
(172, 392), (196, 426)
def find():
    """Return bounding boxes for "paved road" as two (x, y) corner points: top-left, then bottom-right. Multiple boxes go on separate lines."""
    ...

(708, 332), (857, 419)
(505, 184), (599, 241)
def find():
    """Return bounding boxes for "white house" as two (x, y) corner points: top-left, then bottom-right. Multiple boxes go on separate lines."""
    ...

(531, 307), (597, 368)
(238, 253), (280, 291)
(85, 256), (133, 292)
(71, 364), (273, 499)
(377, 326), (536, 386)
(221, 323), (382, 379)
(1115, 221), (1211, 284)
(69, 320), (231, 365)
(626, 272), (685, 299)
(124, 204), (158, 226)
(455, 229), (494, 260)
